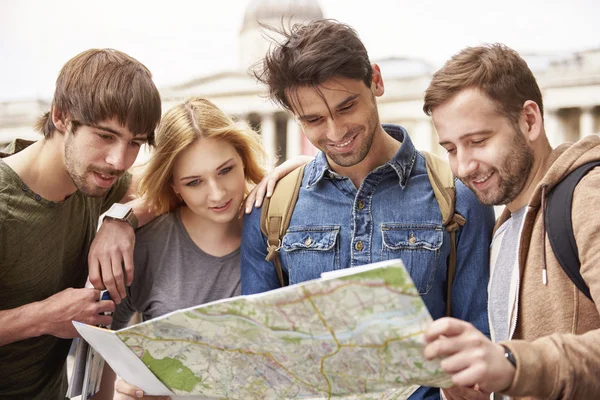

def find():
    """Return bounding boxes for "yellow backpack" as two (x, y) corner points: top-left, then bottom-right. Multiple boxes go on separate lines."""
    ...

(260, 151), (465, 316)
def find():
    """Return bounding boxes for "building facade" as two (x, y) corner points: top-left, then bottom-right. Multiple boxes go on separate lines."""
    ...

(1, 0), (599, 166)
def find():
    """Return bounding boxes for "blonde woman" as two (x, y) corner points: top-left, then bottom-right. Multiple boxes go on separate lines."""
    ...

(95, 97), (290, 400)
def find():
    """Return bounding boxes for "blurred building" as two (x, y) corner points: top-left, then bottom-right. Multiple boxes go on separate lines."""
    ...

(1, 0), (600, 165)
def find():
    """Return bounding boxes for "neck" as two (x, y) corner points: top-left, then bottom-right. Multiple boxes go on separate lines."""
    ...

(179, 206), (243, 255)
(506, 139), (553, 213)
(3, 136), (76, 201)
(330, 126), (400, 187)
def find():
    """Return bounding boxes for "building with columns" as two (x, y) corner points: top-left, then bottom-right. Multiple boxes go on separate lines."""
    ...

(1, 0), (599, 165)
(535, 49), (600, 146)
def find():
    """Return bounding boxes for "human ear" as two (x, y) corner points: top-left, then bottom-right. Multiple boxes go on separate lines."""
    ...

(371, 63), (385, 97)
(51, 106), (68, 134)
(521, 100), (543, 141)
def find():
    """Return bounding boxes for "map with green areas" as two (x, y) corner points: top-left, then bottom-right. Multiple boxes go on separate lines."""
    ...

(116, 259), (451, 399)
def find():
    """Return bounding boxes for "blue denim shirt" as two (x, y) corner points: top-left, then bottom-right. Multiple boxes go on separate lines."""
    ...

(241, 125), (494, 400)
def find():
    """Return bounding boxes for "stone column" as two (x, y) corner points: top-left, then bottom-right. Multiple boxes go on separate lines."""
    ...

(580, 107), (594, 139)
(260, 113), (276, 168)
(544, 109), (562, 147)
(286, 117), (303, 160)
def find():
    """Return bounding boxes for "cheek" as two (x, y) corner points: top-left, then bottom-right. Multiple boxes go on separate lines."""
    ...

(302, 127), (319, 141)
(482, 147), (505, 168)
(126, 147), (141, 165)
(229, 172), (248, 197)
(448, 156), (459, 176)
(179, 187), (206, 207)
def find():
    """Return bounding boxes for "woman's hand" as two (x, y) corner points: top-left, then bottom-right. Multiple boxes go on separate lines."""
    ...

(114, 378), (171, 400)
(242, 155), (313, 216)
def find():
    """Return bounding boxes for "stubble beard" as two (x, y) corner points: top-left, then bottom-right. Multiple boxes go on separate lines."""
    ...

(463, 129), (534, 206)
(64, 136), (116, 198)
(323, 102), (380, 168)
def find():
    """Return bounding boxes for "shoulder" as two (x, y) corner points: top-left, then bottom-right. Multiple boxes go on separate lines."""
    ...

(572, 166), (600, 219)
(135, 212), (178, 246)
(454, 178), (495, 224)
(130, 214), (178, 282)
(242, 205), (263, 237)
(0, 163), (25, 226)
(575, 165), (600, 191)
(455, 179), (482, 210)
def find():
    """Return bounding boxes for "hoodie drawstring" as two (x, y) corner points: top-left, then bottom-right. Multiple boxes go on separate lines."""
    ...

(541, 184), (548, 285)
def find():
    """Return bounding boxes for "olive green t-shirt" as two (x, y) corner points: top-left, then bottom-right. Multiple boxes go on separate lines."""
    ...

(0, 139), (131, 399)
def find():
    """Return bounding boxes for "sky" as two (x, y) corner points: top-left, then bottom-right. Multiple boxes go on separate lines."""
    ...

(1, 0), (599, 101)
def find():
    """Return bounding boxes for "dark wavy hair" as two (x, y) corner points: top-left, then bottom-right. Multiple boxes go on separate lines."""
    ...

(252, 19), (372, 113)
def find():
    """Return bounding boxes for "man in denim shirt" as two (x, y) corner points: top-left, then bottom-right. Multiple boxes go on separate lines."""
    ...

(241, 19), (494, 400)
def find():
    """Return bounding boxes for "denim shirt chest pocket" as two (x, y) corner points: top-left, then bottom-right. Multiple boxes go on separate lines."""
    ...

(282, 225), (341, 284)
(381, 224), (443, 294)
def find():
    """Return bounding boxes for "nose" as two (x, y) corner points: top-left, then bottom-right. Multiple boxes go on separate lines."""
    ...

(105, 143), (131, 172)
(326, 118), (347, 143)
(207, 179), (226, 203)
(455, 148), (478, 180)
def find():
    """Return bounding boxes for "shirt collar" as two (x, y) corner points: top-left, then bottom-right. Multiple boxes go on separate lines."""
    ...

(306, 124), (417, 188)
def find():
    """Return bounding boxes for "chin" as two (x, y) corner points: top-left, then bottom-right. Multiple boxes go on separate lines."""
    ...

(78, 185), (110, 198)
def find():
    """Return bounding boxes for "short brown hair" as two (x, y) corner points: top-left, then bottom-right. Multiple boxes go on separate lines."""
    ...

(253, 19), (372, 112)
(35, 49), (161, 145)
(139, 97), (267, 214)
(423, 43), (543, 124)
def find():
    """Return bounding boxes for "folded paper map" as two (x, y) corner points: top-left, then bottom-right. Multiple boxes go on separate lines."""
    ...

(74, 259), (451, 399)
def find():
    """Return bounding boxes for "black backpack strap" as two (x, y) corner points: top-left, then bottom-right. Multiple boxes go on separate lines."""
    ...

(545, 160), (600, 301)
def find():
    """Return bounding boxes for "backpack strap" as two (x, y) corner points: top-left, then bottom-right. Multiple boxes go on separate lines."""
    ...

(422, 151), (466, 317)
(259, 165), (306, 287)
(545, 160), (600, 301)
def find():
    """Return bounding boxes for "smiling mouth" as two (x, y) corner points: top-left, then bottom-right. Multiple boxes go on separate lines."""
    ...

(211, 199), (232, 210)
(333, 137), (354, 147)
(472, 171), (493, 184)
(93, 171), (118, 187)
(329, 132), (359, 150)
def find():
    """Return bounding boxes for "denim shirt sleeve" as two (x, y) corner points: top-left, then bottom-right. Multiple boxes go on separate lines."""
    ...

(240, 206), (282, 295)
(451, 179), (494, 338)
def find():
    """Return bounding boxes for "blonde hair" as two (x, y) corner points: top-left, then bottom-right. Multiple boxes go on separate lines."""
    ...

(139, 97), (267, 214)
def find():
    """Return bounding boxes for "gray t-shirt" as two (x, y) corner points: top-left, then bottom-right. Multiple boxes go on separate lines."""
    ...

(112, 209), (241, 330)
(489, 206), (527, 342)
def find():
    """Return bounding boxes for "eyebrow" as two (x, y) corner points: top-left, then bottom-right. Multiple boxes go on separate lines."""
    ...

(92, 124), (148, 140)
(297, 94), (360, 122)
(179, 158), (235, 181)
(439, 130), (493, 147)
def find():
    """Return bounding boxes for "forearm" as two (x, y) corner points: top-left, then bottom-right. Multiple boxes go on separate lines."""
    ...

(502, 330), (600, 399)
(0, 301), (46, 346)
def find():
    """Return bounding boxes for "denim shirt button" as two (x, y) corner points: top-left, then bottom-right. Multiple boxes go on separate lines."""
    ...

(355, 241), (364, 251)
(408, 234), (417, 244)
(357, 200), (365, 210)
(304, 237), (313, 246)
